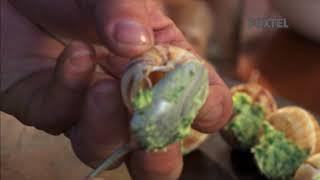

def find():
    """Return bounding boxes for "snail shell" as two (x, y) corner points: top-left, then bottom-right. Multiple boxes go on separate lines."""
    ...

(121, 45), (204, 111)
(181, 129), (208, 155)
(294, 153), (320, 180)
(221, 83), (277, 150)
(121, 45), (209, 151)
(230, 83), (277, 116)
(267, 106), (320, 155)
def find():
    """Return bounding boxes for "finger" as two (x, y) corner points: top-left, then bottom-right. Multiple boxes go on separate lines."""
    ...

(2, 41), (96, 135)
(95, 7), (199, 78)
(53, 41), (96, 92)
(147, 6), (195, 54)
(97, 54), (130, 80)
(97, 36), (233, 134)
(96, 6), (232, 134)
(192, 63), (233, 133)
(127, 143), (183, 180)
(69, 78), (129, 170)
(80, 0), (154, 57)
(147, 9), (233, 134)
(32, 41), (96, 134)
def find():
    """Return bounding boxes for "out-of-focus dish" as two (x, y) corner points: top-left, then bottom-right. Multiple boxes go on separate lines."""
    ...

(221, 83), (320, 179)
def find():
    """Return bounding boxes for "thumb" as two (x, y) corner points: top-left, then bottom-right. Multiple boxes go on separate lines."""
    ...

(78, 0), (154, 57)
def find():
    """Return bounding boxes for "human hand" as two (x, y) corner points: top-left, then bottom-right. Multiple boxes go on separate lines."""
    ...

(2, 1), (232, 179)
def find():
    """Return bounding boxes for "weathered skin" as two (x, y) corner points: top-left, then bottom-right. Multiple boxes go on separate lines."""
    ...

(121, 45), (209, 151)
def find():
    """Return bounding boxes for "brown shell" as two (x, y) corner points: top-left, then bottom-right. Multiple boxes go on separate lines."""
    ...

(181, 129), (208, 154)
(220, 83), (277, 150)
(294, 153), (320, 180)
(267, 106), (320, 155)
(312, 120), (320, 154)
(294, 163), (319, 180)
(231, 83), (277, 116)
(307, 153), (320, 169)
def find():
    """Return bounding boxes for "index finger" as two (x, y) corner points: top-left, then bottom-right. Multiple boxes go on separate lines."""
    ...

(192, 62), (233, 133)
(150, 11), (233, 133)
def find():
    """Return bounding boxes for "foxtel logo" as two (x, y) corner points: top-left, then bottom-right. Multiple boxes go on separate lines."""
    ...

(248, 17), (289, 29)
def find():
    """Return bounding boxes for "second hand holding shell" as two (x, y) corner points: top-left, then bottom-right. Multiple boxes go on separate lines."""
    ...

(88, 45), (209, 177)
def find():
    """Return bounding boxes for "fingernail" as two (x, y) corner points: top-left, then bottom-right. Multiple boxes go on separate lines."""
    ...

(68, 50), (94, 71)
(113, 20), (151, 46)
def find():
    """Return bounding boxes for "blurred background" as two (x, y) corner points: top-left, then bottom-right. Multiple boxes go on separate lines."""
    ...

(2, 0), (320, 179)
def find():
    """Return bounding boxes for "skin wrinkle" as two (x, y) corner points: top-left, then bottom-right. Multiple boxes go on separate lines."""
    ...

(196, 101), (224, 131)
(11, 8), (64, 56)
(34, 84), (75, 134)
(196, 97), (222, 123)
(88, 144), (125, 169)
(1, 55), (56, 93)
(92, 0), (155, 57)
(54, 70), (88, 95)
(30, 52), (94, 134)
(154, 22), (191, 48)
(61, 57), (96, 90)
(84, 142), (125, 169)
(2, 2), (63, 92)
(22, 81), (49, 128)
(128, 143), (183, 179)
(10, 0), (97, 44)
(97, 56), (127, 79)
(2, 69), (52, 124)
(196, 79), (233, 132)
(193, 88), (224, 132)
(69, 79), (129, 169)
(25, 84), (49, 131)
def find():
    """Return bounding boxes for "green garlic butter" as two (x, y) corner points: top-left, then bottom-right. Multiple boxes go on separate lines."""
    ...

(132, 89), (153, 111)
(252, 122), (309, 180)
(225, 92), (265, 149)
(131, 61), (209, 151)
